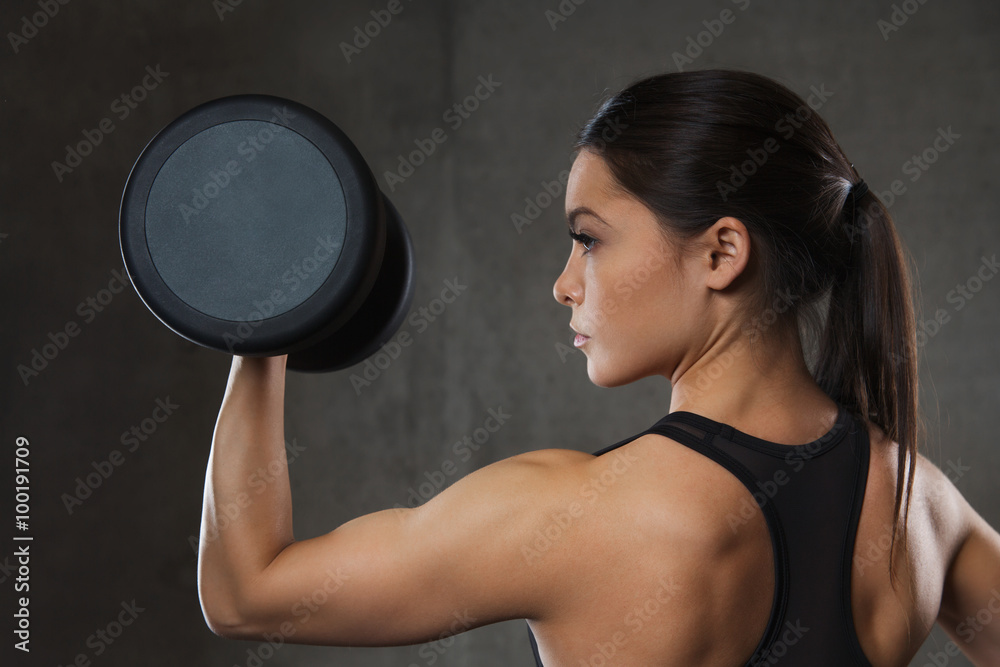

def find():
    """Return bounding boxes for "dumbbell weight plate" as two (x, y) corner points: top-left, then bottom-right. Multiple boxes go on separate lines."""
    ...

(119, 94), (415, 372)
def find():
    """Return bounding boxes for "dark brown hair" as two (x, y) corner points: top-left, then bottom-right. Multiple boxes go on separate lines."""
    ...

(577, 69), (920, 583)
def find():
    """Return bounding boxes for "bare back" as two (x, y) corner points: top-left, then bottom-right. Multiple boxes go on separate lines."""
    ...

(527, 413), (969, 667)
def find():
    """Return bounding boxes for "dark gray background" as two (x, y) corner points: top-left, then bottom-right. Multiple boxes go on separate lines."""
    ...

(2, 1), (998, 665)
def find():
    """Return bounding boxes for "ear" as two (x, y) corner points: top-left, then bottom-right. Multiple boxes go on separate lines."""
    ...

(701, 216), (751, 291)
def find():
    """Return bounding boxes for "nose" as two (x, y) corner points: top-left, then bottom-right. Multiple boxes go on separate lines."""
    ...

(553, 252), (582, 307)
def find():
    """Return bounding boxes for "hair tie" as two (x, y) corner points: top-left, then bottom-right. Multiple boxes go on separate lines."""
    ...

(841, 178), (870, 275)
(851, 179), (869, 201)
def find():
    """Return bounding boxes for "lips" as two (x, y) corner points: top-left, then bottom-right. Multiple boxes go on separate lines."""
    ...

(570, 325), (590, 348)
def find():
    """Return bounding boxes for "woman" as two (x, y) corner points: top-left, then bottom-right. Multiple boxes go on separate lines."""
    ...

(196, 70), (1000, 666)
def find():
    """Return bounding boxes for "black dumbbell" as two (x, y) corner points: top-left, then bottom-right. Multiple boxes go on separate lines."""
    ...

(119, 95), (415, 372)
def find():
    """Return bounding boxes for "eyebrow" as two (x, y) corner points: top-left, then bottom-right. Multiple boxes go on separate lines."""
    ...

(566, 206), (612, 230)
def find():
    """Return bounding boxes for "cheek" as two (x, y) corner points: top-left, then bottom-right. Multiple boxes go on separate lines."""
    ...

(585, 240), (682, 314)
(612, 255), (678, 326)
(591, 262), (679, 365)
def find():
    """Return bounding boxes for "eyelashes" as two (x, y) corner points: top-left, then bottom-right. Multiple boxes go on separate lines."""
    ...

(568, 229), (598, 254)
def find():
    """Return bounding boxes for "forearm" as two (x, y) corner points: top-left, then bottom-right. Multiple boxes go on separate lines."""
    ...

(198, 354), (293, 623)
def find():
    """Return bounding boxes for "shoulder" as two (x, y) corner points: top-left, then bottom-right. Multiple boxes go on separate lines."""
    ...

(518, 435), (751, 510)
(862, 419), (969, 552)
(473, 434), (746, 551)
(453, 434), (760, 560)
(912, 453), (972, 537)
(560, 433), (761, 555)
(471, 435), (775, 619)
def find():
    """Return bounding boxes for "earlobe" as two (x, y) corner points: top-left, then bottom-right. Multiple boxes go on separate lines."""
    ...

(704, 217), (750, 291)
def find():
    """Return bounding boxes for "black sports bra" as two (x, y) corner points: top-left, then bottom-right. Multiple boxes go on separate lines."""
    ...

(527, 404), (874, 666)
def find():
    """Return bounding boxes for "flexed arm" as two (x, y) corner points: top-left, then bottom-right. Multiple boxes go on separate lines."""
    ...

(195, 354), (601, 646)
(197, 355), (295, 633)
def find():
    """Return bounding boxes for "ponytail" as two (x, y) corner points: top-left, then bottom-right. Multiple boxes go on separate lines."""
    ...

(816, 183), (920, 586)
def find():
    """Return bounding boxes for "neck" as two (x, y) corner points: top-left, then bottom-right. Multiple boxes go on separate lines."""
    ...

(668, 319), (839, 440)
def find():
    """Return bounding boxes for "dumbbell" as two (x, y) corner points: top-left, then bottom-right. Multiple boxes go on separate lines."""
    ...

(119, 94), (415, 372)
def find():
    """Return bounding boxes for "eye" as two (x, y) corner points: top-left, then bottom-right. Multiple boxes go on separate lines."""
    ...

(568, 230), (598, 254)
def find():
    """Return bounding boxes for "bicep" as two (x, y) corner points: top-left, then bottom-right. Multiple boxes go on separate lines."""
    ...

(937, 502), (1000, 665)
(225, 449), (594, 646)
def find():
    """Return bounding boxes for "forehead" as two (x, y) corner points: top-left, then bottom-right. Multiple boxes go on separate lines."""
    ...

(565, 150), (620, 210)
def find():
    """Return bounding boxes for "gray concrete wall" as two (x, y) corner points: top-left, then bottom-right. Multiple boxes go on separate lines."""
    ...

(1, 1), (997, 665)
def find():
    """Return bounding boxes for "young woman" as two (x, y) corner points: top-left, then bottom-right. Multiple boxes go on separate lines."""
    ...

(196, 70), (1000, 666)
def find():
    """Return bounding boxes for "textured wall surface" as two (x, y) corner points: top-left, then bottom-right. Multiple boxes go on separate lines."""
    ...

(1, 1), (998, 665)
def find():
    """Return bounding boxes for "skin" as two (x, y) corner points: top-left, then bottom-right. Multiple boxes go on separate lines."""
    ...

(198, 150), (1000, 666)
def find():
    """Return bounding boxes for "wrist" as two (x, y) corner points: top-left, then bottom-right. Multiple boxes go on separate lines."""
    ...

(229, 355), (288, 384)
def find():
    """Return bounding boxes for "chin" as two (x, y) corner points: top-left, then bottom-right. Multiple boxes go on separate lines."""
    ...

(586, 359), (643, 388)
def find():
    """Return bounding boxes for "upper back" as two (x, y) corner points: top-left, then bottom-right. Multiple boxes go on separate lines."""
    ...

(529, 410), (970, 666)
